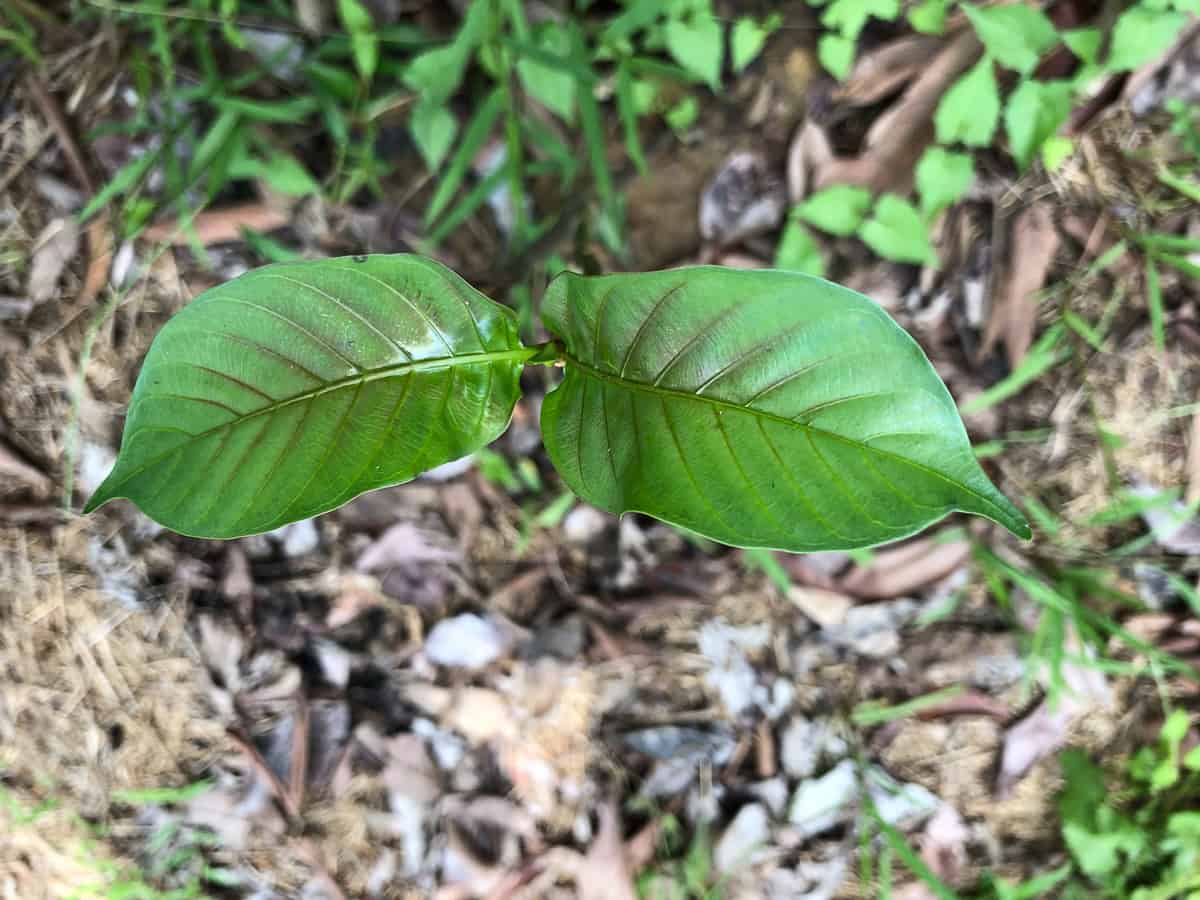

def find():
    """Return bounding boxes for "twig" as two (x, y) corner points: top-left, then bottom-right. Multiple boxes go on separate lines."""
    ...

(24, 74), (95, 195)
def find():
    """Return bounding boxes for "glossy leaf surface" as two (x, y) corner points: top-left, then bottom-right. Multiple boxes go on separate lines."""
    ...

(540, 267), (1029, 551)
(86, 255), (527, 538)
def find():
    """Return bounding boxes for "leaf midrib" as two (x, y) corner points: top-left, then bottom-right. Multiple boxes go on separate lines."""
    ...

(564, 354), (1011, 524)
(97, 347), (532, 500)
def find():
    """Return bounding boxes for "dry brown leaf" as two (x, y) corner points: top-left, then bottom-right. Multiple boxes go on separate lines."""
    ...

(356, 521), (460, 573)
(142, 203), (290, 246)
(981, 203), (1059, 368)
(996, 626), (1112, 796)
(919, 804), (970, 887)
(816, 29), (981, 195)
(839, 536), (970, 599)
(786, 586), (852, 628)
(578, 802), (638, 900)
(0, 441), (51, 496)
(834, 34), (945, 107)
(27, 218), (80, 303)
(786, 118), (834, 203)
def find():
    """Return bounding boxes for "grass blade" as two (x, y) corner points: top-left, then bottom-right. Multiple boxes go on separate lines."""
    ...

(424, 87), (504, 229)
(1146, 253), (1165, 351)
(616, 59), (649, 175)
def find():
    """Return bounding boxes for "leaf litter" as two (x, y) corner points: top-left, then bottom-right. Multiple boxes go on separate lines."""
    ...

(4, 8), (1200, 899)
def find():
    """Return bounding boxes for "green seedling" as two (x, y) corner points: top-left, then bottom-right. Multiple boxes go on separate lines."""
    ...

(84, 256), (1029, 551)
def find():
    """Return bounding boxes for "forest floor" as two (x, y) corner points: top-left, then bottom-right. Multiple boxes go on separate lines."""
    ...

(2, 2), (1200, 898)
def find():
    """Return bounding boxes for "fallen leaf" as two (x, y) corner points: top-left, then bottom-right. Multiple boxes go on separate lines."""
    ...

(839, 536), (970, 599)
(919, 804), (970, 886)
(356, 521), (460, 573)
(834, 33), (945, 107)
(817, 29), (982, 195)
(1132, 484), (1200, 555)
(996, 624), (1112, 795)
(699, 151), (787, 247)
(0, 440), (51, 496)
(981, 202), (1059, 368)
(578, 801), (638, 900)
(27, 218), (80, 303)
(786, 586), (852, 628)
(786, 118), (834, 203)
(142, 203), (290, 245)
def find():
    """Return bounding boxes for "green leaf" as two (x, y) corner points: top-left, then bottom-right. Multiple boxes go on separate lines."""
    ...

(818, 34), (855, 80)
(797, 184), (873, 236)
(664, 14), (724, 90)
(908, 0), (948, 34)
(1107, 7), (1187, 72)
(232, 151), (320, 196)
(731, 14), (779, 73)
(403, 1), (490, 104)
(1004, 79), (1072, 171)
(775, 217), (826, 277)
(915, 147), (974, 219)
(935, 56), (1000, 147)
(85, 255), (528, 539)
(517, 23), (576, 123)
(538, 267), (1030, 552)
(424, 87), (504, 228)
(665, 95), (699, 132)
(1041, 136), (1074, 172)
(1062, 27), (1102, 64)
(962, 2), (1058, 75)
(860, 195), (938, 265)
(410, 100), (458, 172)
(337, 0), (378, 80)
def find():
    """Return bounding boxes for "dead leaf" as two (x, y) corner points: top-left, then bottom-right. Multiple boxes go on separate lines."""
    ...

(699, 151), (786, 247)
(981, 203), (1059, 368)
(577, 802), (638, 900)
(1128, 478), (1200, 555)
(996, 624), (1112, 795)
(834, 34), (945, 107)
(142, 203), (290, 245)
(839, 536), (970, 599)
(817, 29), (981, 196)
(326, 572), (389, 629)
(0, 441), (51, 496)
(356, 521), (460, 572)
(786, 586), (852, 628)
(27, 218), (80, 303)
(919, 804), (970, 886)
(786, 118), (834, 203)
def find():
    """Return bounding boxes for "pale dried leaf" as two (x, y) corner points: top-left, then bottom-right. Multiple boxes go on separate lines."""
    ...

(786, 119), (834, 203)
(816, 30), (981, 196)
(981, 202), (1059, 368)
(27, 218), (80, 303)
(0, 441), (51, 495)
(839, 537), (970, 599)
(996, 626), (1111, 795)
(786, 586), (852, 628)
(834, 34), (945, 107)
(920, 804), (969, 886)
(143, 203), (290, 245)
(1132, 481), (1200, 554)
(356, 521), (460, 573)
(578, 802), (638, 900)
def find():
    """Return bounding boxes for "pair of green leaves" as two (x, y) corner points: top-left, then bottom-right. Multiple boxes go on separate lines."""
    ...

(86, 256), (1029, 550)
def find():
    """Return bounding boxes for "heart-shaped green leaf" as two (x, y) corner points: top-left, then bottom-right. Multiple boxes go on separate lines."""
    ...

(539, 267), (1029, 551)
(86, 255), (528, 538)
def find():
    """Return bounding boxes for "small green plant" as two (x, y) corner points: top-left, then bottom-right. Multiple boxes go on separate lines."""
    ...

(788, 0), (1196, 271)
(84, 256), (1029, 550)
(1044, 713), (1200, 898)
